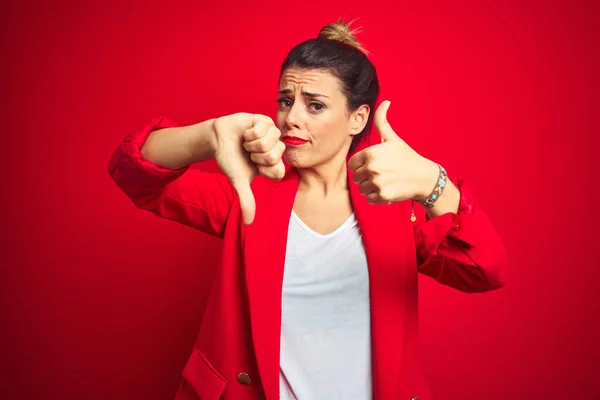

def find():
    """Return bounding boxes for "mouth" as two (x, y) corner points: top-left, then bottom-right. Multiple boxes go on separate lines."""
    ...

(281, 136), (309, 146)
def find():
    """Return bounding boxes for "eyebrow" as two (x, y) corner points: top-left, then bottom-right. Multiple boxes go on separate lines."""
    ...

(278, 89), (330, 99)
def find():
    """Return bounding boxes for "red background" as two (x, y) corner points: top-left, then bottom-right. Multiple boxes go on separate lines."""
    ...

(2, 0), (598, 399)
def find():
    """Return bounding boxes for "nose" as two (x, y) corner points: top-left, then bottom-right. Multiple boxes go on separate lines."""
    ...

(284, 102), (302, 130)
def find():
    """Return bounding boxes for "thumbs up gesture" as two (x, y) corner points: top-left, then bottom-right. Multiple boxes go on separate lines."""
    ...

(348, 101), (440, 205)
(212, 113), (286, 224)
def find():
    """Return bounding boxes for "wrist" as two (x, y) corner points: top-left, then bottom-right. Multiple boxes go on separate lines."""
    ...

(207, 117), (219, 159)
(188, 118), (219, 163)
(414, 159), (440, 201)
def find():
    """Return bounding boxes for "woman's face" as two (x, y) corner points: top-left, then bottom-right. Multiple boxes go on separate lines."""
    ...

(276, 67), (369, 168)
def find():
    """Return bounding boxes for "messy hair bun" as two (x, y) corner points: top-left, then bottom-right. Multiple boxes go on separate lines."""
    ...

(317, 20), (369, 55)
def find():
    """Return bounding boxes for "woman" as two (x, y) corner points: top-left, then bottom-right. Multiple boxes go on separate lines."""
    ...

(108, 21), (507, 400)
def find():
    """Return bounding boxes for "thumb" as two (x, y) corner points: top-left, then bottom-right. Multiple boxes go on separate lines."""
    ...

(231, 179), (256, 225)
(374, 100), (396, 142)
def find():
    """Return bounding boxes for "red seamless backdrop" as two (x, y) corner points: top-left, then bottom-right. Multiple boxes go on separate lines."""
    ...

(2, 0), (598, 399)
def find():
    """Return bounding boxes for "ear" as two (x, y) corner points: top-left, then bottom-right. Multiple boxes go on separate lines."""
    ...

(349, 104), (370, 136)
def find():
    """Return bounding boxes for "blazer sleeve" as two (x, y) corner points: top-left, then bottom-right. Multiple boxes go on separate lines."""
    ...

(414, 176), (507, 293)
(107, 116), (235, 238)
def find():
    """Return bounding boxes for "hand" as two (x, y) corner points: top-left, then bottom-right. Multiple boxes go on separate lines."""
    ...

(348, 101), (439, 204)
(212, 113), (286, 224)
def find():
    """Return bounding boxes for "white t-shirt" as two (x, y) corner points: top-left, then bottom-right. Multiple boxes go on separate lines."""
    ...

(279, 210), (372, 399)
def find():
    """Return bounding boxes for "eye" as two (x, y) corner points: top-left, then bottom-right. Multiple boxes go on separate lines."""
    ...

(308, 102), (326, 112)
(277, 98), (292, 109)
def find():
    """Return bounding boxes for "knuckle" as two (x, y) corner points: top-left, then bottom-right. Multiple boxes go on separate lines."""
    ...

(266, 152), (279, 165)
(258, 165), (268, 176)
(367, 159), (379, 171)
(370, 176), (380, 188)
(257, 151), (273, 166)
(269, 126), (281, 137)
(274, 165), (285, 180)
(254, 128), (265, 140)
(378, 189), (390, 201)
(255, 140), (268, 153)
(244, 128), (258, 141)
(278, 140), (286, 153)
(257, 116), (274, 129)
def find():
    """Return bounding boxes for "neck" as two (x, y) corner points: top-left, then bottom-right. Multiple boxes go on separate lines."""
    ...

(296, 157), (349, 197)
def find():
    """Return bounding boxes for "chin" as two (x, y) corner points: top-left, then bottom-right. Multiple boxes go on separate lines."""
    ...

(283, 150), (307, 168)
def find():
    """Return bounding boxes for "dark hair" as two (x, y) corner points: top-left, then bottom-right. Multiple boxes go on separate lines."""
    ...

(279, 21), (380, 153)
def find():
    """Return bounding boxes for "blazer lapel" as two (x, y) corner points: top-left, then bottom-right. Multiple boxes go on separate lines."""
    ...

(348, 168), (411, 400)
(244, 169), (298, 400)
(244, 166), (411, 399)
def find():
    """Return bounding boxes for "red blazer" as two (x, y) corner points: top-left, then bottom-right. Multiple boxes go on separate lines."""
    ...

(108, 116), (507, 400)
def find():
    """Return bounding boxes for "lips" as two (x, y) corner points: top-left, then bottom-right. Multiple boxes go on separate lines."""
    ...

(282, 136), (309, 146)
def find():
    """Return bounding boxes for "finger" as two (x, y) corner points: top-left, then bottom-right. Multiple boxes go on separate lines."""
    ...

(243, 126), (280, 153)
(243, 115), (275, 142)
(374, 100), (397, 143)
(366, 192), (389, 205)
(348, 150), (367, 171)
(258, 160), (286, 181)
(351, 165), (371, 184)
(230, 178), (256, 225)
(359, 180), (378, 196)
(250, 141), (285, 166)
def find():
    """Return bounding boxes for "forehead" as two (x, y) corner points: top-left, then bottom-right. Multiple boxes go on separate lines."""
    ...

(278, 68), (341, 93)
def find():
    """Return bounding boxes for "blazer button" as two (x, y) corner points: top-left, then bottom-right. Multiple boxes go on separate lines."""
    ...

(237, 372), (252, 385)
